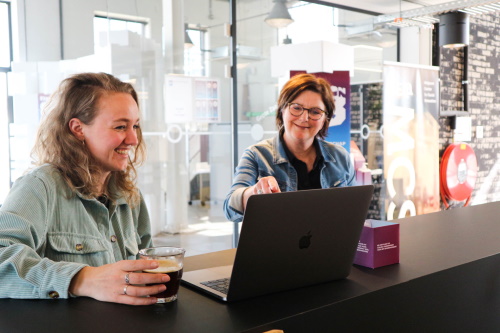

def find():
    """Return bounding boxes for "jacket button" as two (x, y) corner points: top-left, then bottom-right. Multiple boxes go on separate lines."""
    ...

(110, 235), (117, 243)
(48, 291), (60, 299)
(75, 244), (83, 251)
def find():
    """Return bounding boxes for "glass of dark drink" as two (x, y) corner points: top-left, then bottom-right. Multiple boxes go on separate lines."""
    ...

(139, 246), (186, 303)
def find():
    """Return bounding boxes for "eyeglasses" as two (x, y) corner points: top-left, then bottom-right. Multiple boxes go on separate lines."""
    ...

(287, 103), (326, 120)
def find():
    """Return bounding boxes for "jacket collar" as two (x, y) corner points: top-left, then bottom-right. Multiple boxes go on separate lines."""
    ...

(317, 139), (338, 164)
(75, 185), (128, 206)
(273, 135), (290, 165)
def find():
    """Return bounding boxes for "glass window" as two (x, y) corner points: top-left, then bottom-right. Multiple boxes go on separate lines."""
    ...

(93, 16), (146, 49)
(0, 2), (10, 204)
(184, 28), (208, 77)
(0, 73), (9, 205)
(91, 3), (233, 242)
(234, 1), (394, 225)
(0, 2), (11, 68)
(5, 0), (399, 251)
(172, 1), (233, 242)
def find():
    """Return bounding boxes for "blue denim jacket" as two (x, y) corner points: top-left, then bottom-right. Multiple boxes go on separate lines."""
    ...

(223, 135), (356, 222)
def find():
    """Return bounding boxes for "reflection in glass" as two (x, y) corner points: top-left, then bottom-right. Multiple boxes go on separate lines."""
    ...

(0, 3), (11, 68)
(0, 73), (9, 204)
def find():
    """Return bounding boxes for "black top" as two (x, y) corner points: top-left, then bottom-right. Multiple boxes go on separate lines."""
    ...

(281, 136), (323, 190)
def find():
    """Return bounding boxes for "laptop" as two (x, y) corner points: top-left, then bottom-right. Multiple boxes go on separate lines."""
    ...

(181, 185), (374, 302)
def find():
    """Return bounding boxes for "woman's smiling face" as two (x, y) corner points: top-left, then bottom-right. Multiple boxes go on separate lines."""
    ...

(282, 90), (327, 145)
(80, 92), (140, 177)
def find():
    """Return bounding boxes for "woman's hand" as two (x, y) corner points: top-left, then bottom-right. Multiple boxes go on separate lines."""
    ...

(253, 176), (280, 195)
(243, 176), (281, 210)
(69, 259), (170, 305)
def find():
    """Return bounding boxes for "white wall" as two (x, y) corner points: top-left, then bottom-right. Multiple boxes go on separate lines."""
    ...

(18, 0), (163, 61)
(24, 0), (61, 61)
(399, 26), (433, 66)
(62, 0), (163, 60)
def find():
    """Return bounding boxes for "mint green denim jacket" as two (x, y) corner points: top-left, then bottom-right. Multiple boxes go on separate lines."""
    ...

(0, 165), (152, 299)
(223, 135), (356, 222)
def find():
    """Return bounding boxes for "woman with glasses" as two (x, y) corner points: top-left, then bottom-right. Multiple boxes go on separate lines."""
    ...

(224, 73), (355, 222)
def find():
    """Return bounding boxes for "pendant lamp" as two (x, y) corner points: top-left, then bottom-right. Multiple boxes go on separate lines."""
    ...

(439, 12), (469, 48)
(265, 0), (294, 29)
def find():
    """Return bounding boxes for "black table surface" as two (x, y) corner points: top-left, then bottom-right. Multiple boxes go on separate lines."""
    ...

(1, 202), (499, 333)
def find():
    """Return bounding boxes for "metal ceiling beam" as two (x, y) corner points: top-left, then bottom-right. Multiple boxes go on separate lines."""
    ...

(374, 0), (500, 25)
(303, 0), (382, 16)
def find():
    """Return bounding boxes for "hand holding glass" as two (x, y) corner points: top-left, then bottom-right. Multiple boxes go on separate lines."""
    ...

(139, 246), (186, 303)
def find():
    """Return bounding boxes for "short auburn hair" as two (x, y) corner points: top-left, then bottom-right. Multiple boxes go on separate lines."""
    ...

(275, 73), (335, 139)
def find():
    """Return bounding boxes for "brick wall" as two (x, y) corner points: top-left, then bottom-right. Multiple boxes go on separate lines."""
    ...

(350, 12), (500, 217)
(440, 13), (500, 207)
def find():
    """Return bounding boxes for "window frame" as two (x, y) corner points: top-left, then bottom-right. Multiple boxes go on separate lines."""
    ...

(0, 1), (13, 71)
(0, 1), (12, 202)
(93, 14), (149, 40)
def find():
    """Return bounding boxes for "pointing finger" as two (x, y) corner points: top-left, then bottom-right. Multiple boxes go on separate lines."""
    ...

(267, 178), (281, 193)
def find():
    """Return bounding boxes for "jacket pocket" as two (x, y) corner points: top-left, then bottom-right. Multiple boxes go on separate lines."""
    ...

(47, 232), (110, 264)
(124, 235), (139, 259)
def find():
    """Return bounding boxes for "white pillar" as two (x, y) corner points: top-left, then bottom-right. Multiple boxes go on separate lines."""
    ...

(162, 0), (185, 74)
(165, 129), (189, 233)
(162, 0), (188, 233)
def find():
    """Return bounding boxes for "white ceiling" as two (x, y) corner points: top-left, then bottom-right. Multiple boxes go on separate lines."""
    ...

(313, 0), (500, 29)
(317, 0), (466, 15)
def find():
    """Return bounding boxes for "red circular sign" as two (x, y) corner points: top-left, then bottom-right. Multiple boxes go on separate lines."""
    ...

(440, 143), (478, 203)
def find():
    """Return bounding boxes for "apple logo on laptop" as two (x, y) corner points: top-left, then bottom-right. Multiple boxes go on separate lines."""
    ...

(299, 231), (312, 249)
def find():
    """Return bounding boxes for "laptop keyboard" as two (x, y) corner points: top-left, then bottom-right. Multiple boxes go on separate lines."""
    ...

(200, 278), (230, 295)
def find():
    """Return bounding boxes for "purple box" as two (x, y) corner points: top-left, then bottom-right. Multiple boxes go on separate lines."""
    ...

(353, 219), (400, 269)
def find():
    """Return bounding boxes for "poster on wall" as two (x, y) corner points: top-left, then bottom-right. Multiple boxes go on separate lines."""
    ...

(164, 75), (221, 123)
(164, 75), (193, 123)
(194, 78), (221, 123)
(291, 71), (351, 152)
(383, 62), (440, 220)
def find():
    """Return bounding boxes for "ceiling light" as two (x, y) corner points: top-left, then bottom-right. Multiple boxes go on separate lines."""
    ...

(439, 12), (469, 48)
(265, 0), (294, 29)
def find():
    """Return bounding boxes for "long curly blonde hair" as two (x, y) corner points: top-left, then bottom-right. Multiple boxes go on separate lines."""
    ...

(31, 72), (146, 206)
